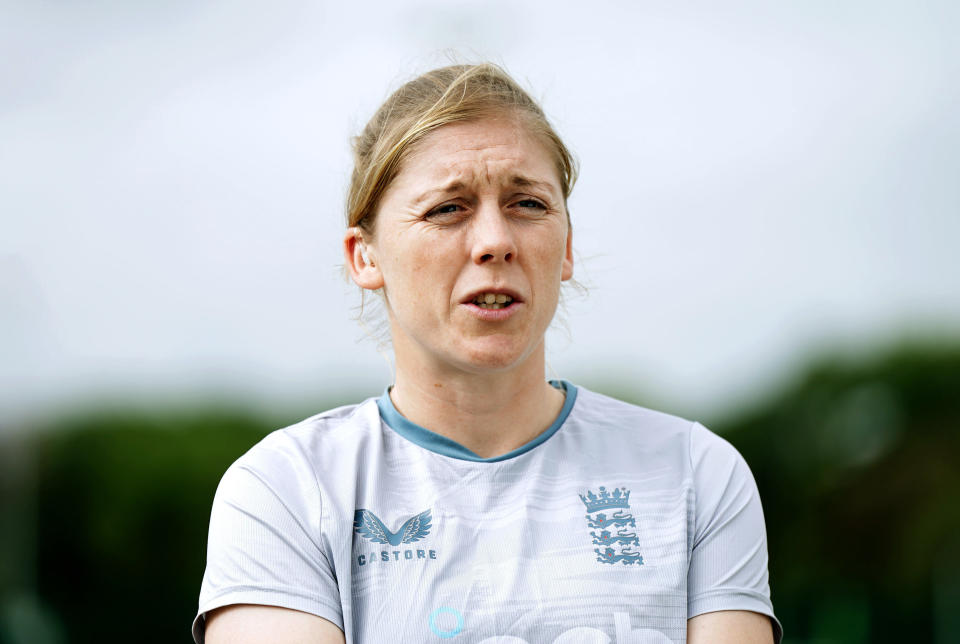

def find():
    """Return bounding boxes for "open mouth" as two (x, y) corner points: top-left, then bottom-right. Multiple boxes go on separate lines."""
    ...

(472, 293), (515, 310)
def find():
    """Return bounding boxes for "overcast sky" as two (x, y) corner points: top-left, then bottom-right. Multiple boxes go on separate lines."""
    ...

(2, 0), (958, 425)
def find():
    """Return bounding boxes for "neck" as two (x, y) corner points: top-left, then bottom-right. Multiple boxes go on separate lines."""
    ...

(388, 345), (566, 459)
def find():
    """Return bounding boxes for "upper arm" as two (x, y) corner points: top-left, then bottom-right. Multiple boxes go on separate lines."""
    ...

(687, 610), (774, 644)
(688, 423), (782, 641)
(194, 441), (343, 642)
(205, 605), (345, 644)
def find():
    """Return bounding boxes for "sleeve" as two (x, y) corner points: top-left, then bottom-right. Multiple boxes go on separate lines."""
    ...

(192, 436), (343, 644)
(688, 422), (783, 643)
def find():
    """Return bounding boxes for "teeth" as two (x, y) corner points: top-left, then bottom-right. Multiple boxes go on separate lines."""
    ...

(473, 292), (513, 307)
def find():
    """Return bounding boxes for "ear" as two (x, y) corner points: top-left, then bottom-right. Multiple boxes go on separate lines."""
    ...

(344, 227), (384, 290)
(561, 225), (574, 281)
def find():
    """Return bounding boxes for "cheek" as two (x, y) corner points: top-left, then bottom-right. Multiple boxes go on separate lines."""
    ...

(382, 248), (449, 306)
(532, 235), (570, 277)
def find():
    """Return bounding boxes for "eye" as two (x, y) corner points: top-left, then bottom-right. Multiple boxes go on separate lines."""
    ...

(430, 203), (463, 215)
(511, 198), (549, 217)
(423, 202), (469, 224)
(517, 199), (547, 210)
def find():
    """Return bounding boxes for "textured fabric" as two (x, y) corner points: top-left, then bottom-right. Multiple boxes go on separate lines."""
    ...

(194, 383), (782, 643)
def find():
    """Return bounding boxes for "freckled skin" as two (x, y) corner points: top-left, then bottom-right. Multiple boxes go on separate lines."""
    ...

(360, 117), (573, 379)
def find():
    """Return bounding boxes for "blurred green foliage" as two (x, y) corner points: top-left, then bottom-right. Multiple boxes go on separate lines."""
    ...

(717, 345), (960, 643)
(1, 343), (958, 643)
(1, 407), (283, 644)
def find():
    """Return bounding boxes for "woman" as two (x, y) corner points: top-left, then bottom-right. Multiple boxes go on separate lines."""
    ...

(194, 64), (782, 644)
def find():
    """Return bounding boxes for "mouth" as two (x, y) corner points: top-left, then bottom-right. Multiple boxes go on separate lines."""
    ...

(463, 290), (522, 311)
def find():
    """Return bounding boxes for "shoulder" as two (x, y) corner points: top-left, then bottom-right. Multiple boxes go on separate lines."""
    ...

(568, 384), (697, 448)
(565, 384), (759, 491)
(688, 422), (755, 493)
(231, 398), (378, 473)
(571, 385), (750, 461)
(556, 384), (706, 486)
(212, 398), (380, 506)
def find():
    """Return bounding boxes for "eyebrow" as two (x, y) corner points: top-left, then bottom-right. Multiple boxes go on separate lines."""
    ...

(509, 175), (556, 193)
(410, 175), (558, 207)
(410, 181), (466, 208)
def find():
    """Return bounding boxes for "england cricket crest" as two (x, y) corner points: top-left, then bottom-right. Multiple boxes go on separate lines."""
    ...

(579, 486), (644, 566)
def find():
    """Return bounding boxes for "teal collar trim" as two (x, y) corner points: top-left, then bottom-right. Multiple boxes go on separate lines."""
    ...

(376, 380), (577, 463)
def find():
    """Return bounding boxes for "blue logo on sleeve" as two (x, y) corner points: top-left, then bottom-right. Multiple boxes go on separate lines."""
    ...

(579, 487), (644, 566)
(353, 508), (438, 566)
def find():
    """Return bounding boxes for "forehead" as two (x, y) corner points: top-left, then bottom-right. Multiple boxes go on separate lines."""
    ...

(393, 117), (562, 192)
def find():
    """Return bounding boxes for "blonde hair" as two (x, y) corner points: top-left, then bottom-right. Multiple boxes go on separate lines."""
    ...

(346, 63), (578, 233)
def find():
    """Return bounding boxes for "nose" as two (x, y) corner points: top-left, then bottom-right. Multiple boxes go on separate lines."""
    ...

(471, 203), (516, 265)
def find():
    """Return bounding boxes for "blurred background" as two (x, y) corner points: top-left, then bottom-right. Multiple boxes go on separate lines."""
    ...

(1, 1), (958, 642)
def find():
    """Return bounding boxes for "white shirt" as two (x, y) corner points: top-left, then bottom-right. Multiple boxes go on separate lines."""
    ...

(194, 382), (781, 643)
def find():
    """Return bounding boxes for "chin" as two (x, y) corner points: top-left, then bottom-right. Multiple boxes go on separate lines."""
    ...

(454, 338), (540, 374)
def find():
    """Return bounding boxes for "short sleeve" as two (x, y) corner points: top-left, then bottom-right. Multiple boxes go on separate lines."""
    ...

(688, 422), (783, 642)
(192, 434), (342, 643)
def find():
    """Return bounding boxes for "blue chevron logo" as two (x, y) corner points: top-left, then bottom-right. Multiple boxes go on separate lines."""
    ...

(353, 508), (433, 546)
